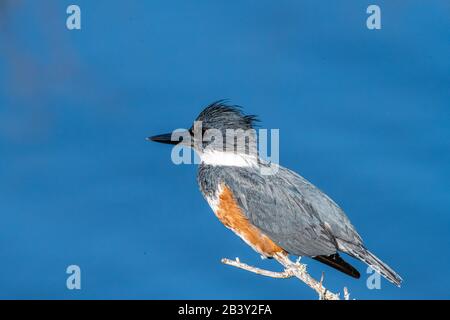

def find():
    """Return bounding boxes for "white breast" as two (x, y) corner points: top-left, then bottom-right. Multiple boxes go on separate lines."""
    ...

(199, 150), (259, 168)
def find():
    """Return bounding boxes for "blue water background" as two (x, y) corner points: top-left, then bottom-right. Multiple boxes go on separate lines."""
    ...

(0, 1), (449, 299)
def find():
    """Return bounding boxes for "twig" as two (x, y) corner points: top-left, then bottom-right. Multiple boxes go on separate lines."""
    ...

(222, 253), (348, 300)
(221, 258), (294, 279)
(343, 287), (350, 300)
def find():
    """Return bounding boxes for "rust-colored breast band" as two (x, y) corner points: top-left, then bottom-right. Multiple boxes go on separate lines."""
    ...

(215, 185), (286, 257)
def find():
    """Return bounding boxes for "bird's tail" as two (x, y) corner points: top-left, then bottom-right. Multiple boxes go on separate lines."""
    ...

(313, 253), (360, 279)
(338, 241), (402, 287)
(353, 248), (402, 287)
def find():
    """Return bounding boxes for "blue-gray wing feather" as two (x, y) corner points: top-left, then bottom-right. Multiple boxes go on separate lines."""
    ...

(198, 164), (363, 257)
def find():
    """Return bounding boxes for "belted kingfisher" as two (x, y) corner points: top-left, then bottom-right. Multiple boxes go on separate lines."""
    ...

(148, 100), (402, 286)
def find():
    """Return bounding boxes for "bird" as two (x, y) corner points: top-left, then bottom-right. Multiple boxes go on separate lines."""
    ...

(148, 100), (402, 286)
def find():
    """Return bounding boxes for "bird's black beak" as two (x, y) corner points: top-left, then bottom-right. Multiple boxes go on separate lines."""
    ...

(146, 133), (180, 145)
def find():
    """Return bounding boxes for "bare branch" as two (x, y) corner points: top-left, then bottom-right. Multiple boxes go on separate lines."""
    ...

(221, 258), (294, 279)
(343, 287), (350, 300)
(222, 253), (349, 300)
(273, 253), (341, 300)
